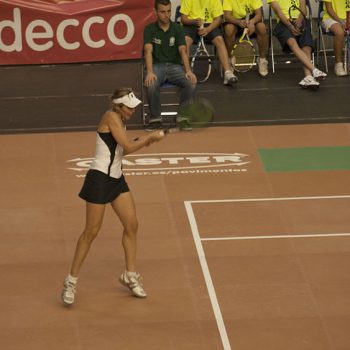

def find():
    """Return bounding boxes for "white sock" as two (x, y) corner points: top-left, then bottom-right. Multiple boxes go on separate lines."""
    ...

(126, 270), (137, 277)
(67, 274), (78, 284)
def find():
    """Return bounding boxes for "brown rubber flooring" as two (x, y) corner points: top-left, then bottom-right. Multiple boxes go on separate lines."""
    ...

(1, 123), (350, 350)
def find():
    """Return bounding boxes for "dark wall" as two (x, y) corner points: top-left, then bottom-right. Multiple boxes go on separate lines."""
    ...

(1, 57), (350, 134)
(0, 60), (143, 134)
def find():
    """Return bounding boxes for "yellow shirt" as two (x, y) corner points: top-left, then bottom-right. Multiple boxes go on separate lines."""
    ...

(222, 0), (263, 19)
(180, 0), (223, 23)
(267, 0), (302, 20)
(323, 0), (347, 21)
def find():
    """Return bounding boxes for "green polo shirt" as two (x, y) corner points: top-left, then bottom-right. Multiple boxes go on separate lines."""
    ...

(143, 21), (186, 65)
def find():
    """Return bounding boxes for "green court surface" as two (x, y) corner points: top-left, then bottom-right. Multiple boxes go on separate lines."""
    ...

(259, 146), (350, 172)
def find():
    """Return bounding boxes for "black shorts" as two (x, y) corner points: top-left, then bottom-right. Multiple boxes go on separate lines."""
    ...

(273, 21), (313, 53)
(79, 169), (129, 204)
(223, 22), (257, 39)
(183, 24), (223, 43)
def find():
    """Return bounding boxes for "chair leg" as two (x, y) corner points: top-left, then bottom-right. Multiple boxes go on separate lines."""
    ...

(269, 15), (275, 74)
(345, 37), (349, 75)
(319, 28), (328, 72)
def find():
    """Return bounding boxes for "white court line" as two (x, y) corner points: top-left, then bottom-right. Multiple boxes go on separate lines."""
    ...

(201, 232), (350, 241)
(188, 194), (350, 204)
(184, 202), (232, 350)
(184, 195), (350, 350)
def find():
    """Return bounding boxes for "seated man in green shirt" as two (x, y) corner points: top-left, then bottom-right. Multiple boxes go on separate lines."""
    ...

(144, 0), (197, 131)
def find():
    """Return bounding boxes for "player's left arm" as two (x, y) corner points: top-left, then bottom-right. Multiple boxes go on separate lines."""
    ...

(200, 16), (223, 35)
(248, 5), (263, 35)
(200, 2), (224, 35)
(324, 1), (344, 27)
(252, 8), (263, 24)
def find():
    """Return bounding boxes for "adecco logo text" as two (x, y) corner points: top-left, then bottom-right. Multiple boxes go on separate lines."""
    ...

(67, 153), (250, 177)
(0, 7), (134, 52)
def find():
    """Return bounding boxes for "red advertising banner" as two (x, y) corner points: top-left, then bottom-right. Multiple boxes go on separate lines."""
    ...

(0, 0), (155, 65)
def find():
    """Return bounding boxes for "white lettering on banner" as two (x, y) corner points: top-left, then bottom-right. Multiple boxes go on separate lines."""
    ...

(107, 14), (134, 45)
(82, 17), (105, 49)
(26, 19), (53, 51)
(0, 8), (21, 52)
(0, 7), (135, 53)
(57, 19), (80, 50)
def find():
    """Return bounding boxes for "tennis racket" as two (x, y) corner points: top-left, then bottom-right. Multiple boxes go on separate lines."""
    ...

(231, 11), (255, 73)
(288, 4), (307, 34)
(163, 98), (214, 134)
(191, 24), (212, 83)
(345, 10), (350, 75)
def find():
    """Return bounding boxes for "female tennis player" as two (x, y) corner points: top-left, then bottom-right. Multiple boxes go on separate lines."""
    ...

(61, 88), (165, 306)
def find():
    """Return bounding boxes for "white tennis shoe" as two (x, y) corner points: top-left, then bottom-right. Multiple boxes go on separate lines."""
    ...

(299, 75), (319, 90)
(334, 62), (347, 77)
(223, 70), (238, 86)
(257, 57), (268, 77)
(312, 68), (327, 81)
(61, 277), (77, 306)
(119, 271), (147, 298)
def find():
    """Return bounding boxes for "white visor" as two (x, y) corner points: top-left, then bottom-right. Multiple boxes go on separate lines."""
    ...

(113, 92), (142, 108)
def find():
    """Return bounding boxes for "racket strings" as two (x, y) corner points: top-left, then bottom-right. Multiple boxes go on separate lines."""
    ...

(192, 51), (211, 83)
(232, 42), (255, 72)
(177, 99), (214, 128)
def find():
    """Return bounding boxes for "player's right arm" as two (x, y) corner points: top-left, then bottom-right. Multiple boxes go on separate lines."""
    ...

(143, 43), (157, 87)
(104, 111), (163, 154)
(269, 0), (300, 35)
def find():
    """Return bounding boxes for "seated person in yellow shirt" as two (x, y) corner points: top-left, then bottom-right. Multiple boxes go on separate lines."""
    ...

(322, 0), (348, 76)
(268, 0), (327, 89)
(180, 0), (238, 85)
(223, 0), (269, 77)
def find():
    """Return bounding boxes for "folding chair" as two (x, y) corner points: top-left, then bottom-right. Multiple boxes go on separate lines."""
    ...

(269, 0), (314, 73)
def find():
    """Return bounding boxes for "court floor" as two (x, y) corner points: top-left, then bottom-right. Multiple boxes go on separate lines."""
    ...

(1, 123), (350, 350)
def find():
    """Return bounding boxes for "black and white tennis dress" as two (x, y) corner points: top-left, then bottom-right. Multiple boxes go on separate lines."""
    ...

(79, 132), (129, 204)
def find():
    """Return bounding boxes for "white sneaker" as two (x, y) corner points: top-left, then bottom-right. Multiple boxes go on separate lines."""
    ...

(334, 62), (347, 77)
(223, 70), (238, 86)
(312, 68), (327, 81)
(119, 272), (147, 298)
(257, 57), (268, 77)
(61, 277), (77, 305)
(298, 75), (320, 90)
